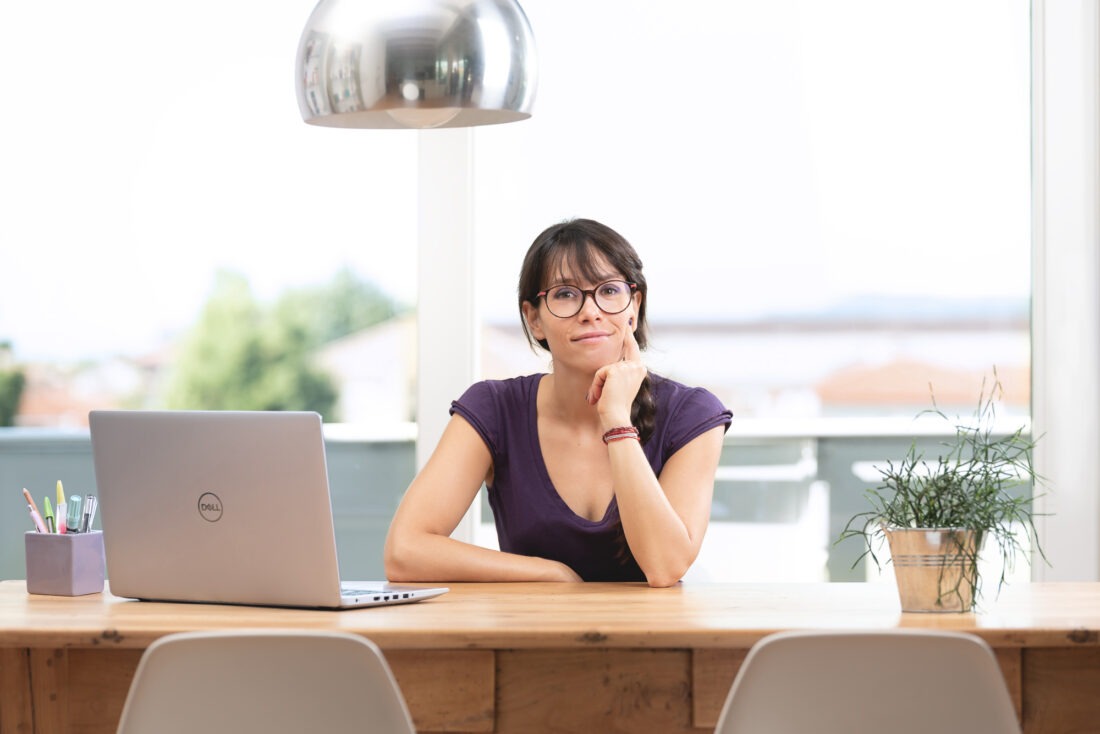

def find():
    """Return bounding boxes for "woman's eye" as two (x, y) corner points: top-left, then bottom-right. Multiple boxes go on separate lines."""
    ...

(553, 288), (579, 300)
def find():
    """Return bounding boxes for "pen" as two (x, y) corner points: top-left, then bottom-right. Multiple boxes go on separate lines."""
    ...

(56, 481), (67, 534)
(81, 495), (98, 533)
(22, 489), (47, 533)
(22, 488), (43, 519)
(67, 494), (84, 534)
(43, 496), (56, 534)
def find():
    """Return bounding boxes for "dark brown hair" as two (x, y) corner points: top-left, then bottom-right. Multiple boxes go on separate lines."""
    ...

(518, 218), (656, 442)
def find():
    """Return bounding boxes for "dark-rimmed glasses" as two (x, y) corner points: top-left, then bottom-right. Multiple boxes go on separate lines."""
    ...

(536, 280), (637, 318)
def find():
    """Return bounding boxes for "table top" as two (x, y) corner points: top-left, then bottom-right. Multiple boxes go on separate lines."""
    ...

(1, 580), (1098, 650)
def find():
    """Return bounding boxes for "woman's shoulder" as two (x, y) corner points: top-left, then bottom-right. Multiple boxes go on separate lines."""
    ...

(454, 373), (545, 412)
(650, 372), (722, 403)
(647, 373), (732, 454)
(460, 373), (544, 399)
(451, 375), (545, 454)
(650, 372), (732, 421)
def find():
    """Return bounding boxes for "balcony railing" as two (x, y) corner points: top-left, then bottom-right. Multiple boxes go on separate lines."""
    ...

(0, 418), (1033, 583)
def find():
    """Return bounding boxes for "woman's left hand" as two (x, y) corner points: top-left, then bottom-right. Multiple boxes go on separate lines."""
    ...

(585, 320), (646, 423)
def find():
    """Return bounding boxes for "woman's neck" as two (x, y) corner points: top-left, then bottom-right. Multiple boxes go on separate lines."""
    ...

(539, 370), (601, 427)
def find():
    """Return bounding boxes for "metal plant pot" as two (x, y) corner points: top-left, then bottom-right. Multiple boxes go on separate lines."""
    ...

(885, 528), (979, 613)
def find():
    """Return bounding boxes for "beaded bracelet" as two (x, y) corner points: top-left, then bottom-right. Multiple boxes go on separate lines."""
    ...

(602, 426), (640, 444)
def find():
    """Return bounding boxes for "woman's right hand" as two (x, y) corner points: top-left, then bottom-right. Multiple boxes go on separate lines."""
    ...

(585, 317), (646, 426)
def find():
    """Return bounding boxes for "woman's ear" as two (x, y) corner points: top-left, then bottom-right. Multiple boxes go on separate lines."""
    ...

(521, 301), (545, 340)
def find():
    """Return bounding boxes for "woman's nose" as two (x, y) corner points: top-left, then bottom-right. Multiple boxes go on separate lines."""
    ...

(576, 291), (603, 319)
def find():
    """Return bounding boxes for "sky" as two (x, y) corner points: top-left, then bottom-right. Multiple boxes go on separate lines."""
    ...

(0, 0), (1030, 362)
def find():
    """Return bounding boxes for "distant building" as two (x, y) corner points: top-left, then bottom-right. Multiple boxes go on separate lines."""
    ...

(314, 314), (548, 424)
(12, 296), (1030, 427)
(315, 301), (1030, 424)
(14, 346), (171, 428)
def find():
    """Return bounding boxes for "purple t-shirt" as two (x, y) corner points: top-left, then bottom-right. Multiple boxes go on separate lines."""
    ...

(450, 373), (733, 582)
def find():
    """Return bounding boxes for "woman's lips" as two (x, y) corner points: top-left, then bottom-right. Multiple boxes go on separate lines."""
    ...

(573, 331), (611, 343)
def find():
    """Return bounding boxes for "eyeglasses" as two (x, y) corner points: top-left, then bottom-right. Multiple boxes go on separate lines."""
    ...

(536, 279), (637, 318)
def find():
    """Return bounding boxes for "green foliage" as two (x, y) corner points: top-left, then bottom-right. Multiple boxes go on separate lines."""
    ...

(163, 269), (398, 418)
(839, 371), (1047, 602)
(0, 367), (26, 427)
(279, 267), (399, 346)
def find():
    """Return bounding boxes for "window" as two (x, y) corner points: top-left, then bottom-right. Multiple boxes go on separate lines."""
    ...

(472, 0), (1033, 581)
(0, 0), (419, 580)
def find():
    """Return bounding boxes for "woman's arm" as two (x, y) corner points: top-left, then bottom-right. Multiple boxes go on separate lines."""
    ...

(588, 326), (725, 587)
(384, 414), (582, 582)
(606, 426), (725, 587)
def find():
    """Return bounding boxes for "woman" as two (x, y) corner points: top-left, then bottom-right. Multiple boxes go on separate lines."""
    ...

(384, 219), (732, 587)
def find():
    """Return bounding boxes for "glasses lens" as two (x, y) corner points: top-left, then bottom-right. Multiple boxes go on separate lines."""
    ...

(594, 280), (631, 314)
(544, 285), (582, 317)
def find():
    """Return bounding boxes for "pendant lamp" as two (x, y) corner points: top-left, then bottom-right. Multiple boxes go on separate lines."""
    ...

(295, 0), (537, 129)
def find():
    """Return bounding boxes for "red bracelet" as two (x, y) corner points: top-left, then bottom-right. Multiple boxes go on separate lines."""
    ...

(602, 426), (640, 444)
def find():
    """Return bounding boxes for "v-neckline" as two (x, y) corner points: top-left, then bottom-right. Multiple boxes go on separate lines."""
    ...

(529, 374), (618, 525)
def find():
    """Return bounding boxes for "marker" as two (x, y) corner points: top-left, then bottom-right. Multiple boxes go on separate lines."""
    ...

(43, 496), (56, 534)
(55, 481), (67, 534)
(22, 489), (47, 533)
(56, 481), (67, 534)
(81, 495), (98, 533)
(67, 494), (84, 534)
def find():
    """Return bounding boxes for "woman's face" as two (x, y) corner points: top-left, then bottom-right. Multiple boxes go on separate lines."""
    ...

(521, 253), (642, 372)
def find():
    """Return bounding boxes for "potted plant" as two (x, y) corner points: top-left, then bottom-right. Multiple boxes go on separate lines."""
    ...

(839, 371), (1047, 612)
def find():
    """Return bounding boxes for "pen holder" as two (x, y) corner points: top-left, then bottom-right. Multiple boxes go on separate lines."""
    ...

(25, 531), (106, 596)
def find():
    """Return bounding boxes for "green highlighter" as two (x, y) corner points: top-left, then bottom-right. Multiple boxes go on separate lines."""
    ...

(43, 496), (55, 533)
(66, 494), (84, 534)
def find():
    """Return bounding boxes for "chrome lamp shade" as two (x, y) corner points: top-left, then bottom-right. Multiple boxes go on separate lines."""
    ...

(295, 0), (537, 129)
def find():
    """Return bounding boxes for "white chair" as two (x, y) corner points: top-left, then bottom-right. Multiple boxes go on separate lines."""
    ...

(116, 630), (415, 734)
(714, 629), (1020, 734)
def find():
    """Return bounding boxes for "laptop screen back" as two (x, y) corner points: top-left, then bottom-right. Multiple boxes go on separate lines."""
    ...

(90, 410), (349, 608)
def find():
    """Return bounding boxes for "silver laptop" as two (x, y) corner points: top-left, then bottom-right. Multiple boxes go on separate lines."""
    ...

(88, 410), (448, 609)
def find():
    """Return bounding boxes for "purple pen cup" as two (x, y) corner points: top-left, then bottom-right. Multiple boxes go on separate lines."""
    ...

(25, 530), (106, 596)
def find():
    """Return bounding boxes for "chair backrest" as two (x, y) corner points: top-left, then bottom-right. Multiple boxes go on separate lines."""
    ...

(116, 629), (415, 734)
(714, 629), (1021, 734)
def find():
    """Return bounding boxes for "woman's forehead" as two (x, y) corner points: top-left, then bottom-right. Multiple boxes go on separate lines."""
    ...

(545, 248), (619, 285)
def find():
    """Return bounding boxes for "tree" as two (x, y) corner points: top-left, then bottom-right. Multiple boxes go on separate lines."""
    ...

(162, 269), (399, 418)
(0, 341), (25, 426)
(275, 266), (400, 346)
(0, 368), (25, 427)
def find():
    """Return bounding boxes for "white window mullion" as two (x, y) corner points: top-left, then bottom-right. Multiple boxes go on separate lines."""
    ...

(417, 128), (480, 544)
(1031, 0), (1100, 581)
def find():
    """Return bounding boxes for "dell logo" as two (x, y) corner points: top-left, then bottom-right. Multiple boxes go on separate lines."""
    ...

(198, 492), (223, 522)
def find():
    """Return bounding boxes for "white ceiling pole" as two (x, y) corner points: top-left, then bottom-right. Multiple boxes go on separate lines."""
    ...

(416, 128), (480, 544)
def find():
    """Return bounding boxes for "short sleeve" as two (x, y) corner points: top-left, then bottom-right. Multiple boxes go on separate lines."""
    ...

(655, 379), (732, 461)
(448, 375), (541, 470)
(450, 381), (503, 457)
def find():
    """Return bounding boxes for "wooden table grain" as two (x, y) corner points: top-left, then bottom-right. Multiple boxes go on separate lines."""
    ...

(1, 580), (1098, 733)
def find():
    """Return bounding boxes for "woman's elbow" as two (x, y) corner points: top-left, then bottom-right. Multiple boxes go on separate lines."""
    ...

(643, 560), (690, 588)
(383, 531), (418, 582)
(641, 551), (696, 587)
(645, 572), (682, 588)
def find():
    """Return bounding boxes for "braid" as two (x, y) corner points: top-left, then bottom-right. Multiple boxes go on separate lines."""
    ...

(631, 372), (657, 444)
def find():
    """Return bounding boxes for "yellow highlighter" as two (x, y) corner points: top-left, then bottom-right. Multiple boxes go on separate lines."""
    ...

(56, 480), (67, 534)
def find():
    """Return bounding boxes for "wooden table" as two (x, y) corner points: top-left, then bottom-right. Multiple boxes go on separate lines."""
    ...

(1, 580), (1098, 733)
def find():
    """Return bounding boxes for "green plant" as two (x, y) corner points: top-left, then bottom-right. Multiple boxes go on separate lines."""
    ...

(0, 366), (25, 427)
(839, 371), (1048, 606)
